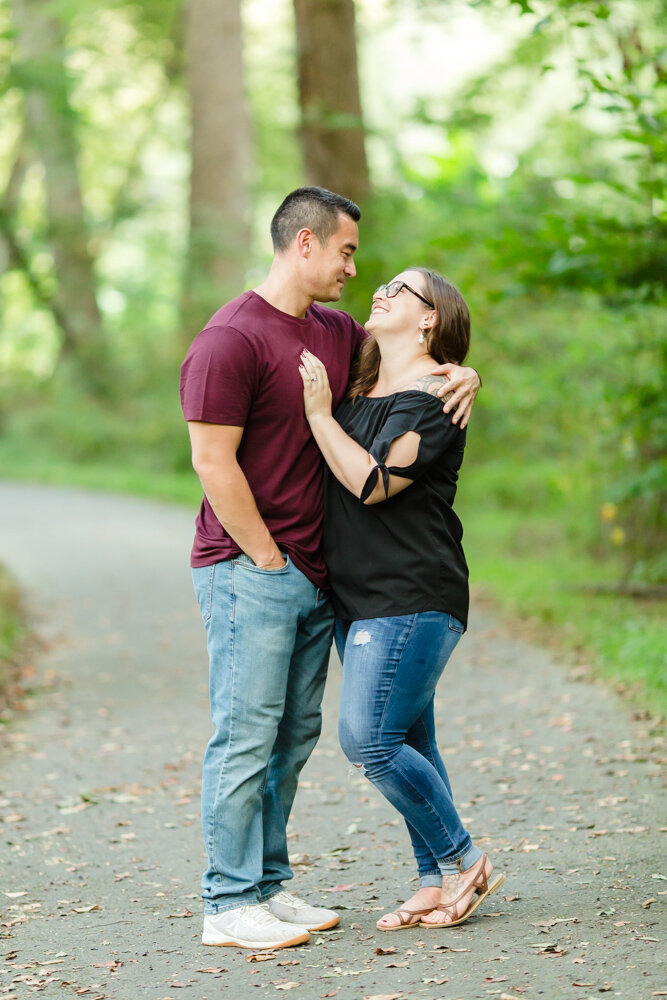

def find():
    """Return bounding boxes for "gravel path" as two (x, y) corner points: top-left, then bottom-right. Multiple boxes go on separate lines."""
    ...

(0, 482), (664, 1000)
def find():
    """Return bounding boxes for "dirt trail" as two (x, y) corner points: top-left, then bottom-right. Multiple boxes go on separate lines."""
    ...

(0, 482), (664, 1000)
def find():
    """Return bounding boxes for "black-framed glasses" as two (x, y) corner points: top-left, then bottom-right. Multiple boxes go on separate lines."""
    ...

(374, 280), (434, 309)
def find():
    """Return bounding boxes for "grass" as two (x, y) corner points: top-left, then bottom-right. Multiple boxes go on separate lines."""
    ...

(459, 460), (666, 719)
(0, 564), (27, 710)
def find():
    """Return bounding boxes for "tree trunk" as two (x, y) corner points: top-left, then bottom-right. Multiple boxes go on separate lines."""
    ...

(182, 0), (252, 336)
(11, 0), (106, 390)
(293, 0), (370, 206)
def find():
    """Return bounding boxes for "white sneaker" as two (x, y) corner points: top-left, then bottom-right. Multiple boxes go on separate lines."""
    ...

(267, 890), (340, 931)
(202, 904), (310, 949)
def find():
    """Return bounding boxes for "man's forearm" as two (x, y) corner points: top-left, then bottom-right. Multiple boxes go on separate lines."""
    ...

(196, 461), (282, 567)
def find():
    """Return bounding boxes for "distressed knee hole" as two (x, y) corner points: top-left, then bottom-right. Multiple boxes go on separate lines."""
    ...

(352, 629), (372, 645)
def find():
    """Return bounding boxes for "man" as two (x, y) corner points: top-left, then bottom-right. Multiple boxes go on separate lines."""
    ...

(180, 187), (480, 951)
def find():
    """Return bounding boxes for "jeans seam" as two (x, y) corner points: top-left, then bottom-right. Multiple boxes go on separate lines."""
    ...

(206, 564), (215, 623)
(376, 614), (417, 742)
(415, 714), (438, 769)
(208, 562), (238, 865)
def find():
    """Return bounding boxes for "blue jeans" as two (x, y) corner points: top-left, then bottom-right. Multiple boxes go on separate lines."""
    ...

(192, 554), (334, 913)
(336, 612), (481, 884)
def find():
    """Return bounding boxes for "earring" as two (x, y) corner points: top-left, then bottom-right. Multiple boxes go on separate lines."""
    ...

(419, 327), (430, 344)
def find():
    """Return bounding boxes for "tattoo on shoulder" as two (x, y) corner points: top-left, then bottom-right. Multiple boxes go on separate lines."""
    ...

(403, 374), (452, 401)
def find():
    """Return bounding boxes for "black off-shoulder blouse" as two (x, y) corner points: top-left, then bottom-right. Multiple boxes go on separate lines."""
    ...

(323, 390), (469, 626)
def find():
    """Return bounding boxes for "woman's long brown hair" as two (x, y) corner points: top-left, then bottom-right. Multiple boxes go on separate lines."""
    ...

(347, 268), (471, 401)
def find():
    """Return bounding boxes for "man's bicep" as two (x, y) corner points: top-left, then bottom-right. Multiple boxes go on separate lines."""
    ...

(188, 421), (244, 472)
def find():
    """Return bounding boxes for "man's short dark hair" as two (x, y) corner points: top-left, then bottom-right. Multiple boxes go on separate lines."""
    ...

(270, 186), (361, 252)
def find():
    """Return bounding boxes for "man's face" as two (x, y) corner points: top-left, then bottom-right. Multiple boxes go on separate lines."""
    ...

(305, 214), (359, 302)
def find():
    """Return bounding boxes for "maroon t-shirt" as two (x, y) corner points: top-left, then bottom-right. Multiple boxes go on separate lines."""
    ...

(180, 290), (367, 588)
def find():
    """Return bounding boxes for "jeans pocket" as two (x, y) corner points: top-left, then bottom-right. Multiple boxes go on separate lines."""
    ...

(448, 614), (465, 634)
(192, 564), (216, 623)
(234, 553), (291, 574)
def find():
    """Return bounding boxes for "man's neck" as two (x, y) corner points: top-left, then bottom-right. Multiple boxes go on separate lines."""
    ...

(254, 269), (313, 319)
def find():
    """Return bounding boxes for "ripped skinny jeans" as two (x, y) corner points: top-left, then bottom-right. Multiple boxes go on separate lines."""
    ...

(335, 613), (481, 883)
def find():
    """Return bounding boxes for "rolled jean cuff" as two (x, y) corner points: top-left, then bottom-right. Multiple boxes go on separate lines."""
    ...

(204, 897), (259, 915)
(437, 842), (483, 877)
(419, 870), (443, 888)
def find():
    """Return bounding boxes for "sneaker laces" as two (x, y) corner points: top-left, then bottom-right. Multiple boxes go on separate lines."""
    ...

(239, 903), (281, 926)
(272, 890), (303, 907)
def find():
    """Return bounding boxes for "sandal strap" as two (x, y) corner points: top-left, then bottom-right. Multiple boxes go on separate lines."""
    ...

(387, 905), (438, 925)
(438, 855), (489, 914)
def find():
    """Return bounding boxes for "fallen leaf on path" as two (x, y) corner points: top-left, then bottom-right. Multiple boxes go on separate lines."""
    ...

(321, 884), (355, 892)
(92, 962), (122, 971)
(504, 894), (520, 902)
(277, 960), (300, 966)
(422, 978), (448, 985)
(365, 995), (402, 1000)
(485, 976), (508, 982)
(641, 897), (657, 908)
(272, 982), (301, 990)
(167, 910), (193, 918)
(532, 917), (579, 930)
(573, 983), (594, 988)
(375, 946), (397, 955)
(72, 905), (102, 913)
(2, 891), (27, 898)
(385, 961), (409, 968)
(538, 944), (567, 957)
(197, 968), (228, 974)
(247, 952), (277, 962)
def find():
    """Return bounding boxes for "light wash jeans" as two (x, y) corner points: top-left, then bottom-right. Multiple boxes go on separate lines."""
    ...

(336, 612), (482, 885)
(192, 554), (334, 913)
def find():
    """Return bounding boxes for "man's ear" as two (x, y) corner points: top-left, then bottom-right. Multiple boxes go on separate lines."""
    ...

(296, 227), (314, 259)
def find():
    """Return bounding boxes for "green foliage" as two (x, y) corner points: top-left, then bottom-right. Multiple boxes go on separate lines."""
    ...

(0, 563), (25, 701)
(0, 0), (664, 710)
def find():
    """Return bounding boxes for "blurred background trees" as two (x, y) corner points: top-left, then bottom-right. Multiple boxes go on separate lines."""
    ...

(0, 0), (664, 693)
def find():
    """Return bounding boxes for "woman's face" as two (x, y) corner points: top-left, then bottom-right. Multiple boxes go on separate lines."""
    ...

(365, 270), (434, 337)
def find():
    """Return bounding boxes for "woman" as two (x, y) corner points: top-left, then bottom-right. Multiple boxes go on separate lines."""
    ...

(298, 268), (504, 930)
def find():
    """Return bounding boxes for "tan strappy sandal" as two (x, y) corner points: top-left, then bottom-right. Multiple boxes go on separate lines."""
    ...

(419, 854), (505, 928)
(376, 905), (437, 931)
